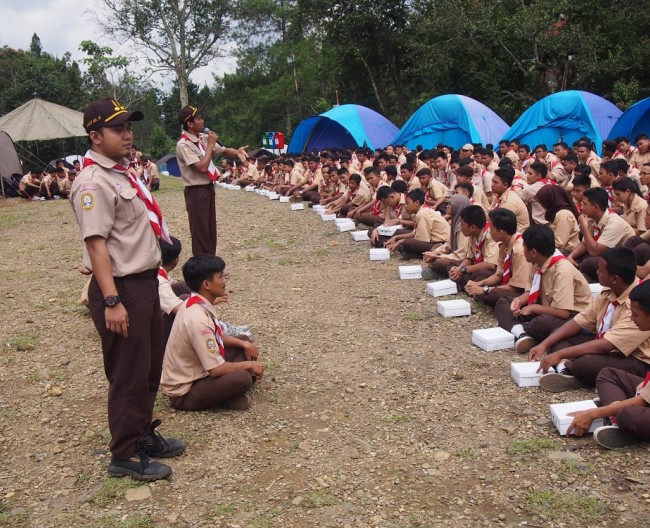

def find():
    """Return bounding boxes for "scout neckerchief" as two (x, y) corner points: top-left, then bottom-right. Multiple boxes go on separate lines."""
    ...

(474, 223), (490, 263)
(592, 212), (607, 241)
(604, 186), (613, 208)
(596, 298), (619, 339)
(186, 294), (225, 358)
(181, 132), (217, 181)
(501, 234), (522, 285)
(158, 267), (169, 281)
(636, 372), (650, 396)
(393, 197), (404, 220)
(527, 250), (566, 305)
(83, 153), (171, 244)
(538, 178), (557, 186)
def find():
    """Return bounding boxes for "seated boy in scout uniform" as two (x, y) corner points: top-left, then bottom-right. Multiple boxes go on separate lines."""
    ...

(161, 255), (264, 411)
(465, 208), (532, 307)
(490, 167), (530, 233)
(565, 280), (650, 449)
(567, 187), (635, 282)
(350, 167), (389, 226)
(327, 172), (372, 217)
(383, 189), (450, 259)
(158, 237), (192, 348)
(369, 186), (411, 247)
(530, 248), (650, 392)
(447, 205), (499, 288)
(495, 224), (592, 354)
(415, 168), (448, 212)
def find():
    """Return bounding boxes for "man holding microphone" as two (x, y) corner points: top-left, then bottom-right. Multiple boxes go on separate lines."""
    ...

(176, 105), (247, 256)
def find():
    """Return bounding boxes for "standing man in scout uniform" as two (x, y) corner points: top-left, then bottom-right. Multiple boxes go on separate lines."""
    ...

(176, 105), (247, 256)
(71, 97), (185, 481)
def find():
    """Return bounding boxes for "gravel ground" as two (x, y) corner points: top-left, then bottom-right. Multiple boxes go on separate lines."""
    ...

(0, 176), (649, 528)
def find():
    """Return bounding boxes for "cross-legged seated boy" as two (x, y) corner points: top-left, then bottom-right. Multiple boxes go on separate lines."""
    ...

(447, 205), (499, 288)
(383, 189), (450, 259)
(161, 255), (264, 411)
(465, 208), (532, 307)
(564, 281), (650, 449)
(495, 224), (592, 353)
(422, 194), (471, 279)
(328, 172), (372, 217)
(530, 248), (650, 392)
(568, 188), (635, 281)
(352, 168), (389, 226)
(369, 186), (410, 247)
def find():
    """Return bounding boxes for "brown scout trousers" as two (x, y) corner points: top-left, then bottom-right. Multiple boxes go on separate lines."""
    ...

(88, 269), (163, 459)
(596, 367), (650, 441)
(184, 184), (217, 256)
(169, 348), (254, 411)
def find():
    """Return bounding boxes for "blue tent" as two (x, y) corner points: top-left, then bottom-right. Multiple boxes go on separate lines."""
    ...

(504, 90), (622, 154)
(607, 97), (650, 142)
(156, 154), (181, 177)
(287, 104), (399, 154)
(391, 94), (509, 149)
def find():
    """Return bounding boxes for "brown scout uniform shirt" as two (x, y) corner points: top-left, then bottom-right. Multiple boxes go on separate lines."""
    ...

(550, 209), (580, 252)
(593, 211), (635, 249)
(496, 235), (531, 290)
(176, 131), (226, 186)
(525, 256), (592, 311)
(491, 188), (530, 233)
(70, 150), (161, 277)
(413, 208), (450, 243)
(573, 279), (650, 365)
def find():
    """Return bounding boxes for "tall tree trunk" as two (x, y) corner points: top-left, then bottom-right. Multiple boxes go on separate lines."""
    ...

(178, 70), (189, 107)
(357, 51), (386, 115)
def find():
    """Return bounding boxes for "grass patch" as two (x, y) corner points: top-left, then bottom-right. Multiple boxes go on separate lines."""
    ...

(92, 478), (142, 507)
(557, 460), (593, 478)
(266, 239), (287, 250)
(403, 312), (426, 322)
(287, 441), (299, 453)
(209, 502), (238, 518)
(153, 174), (184, 195)
(264, 358), (281, 376)
(246, 253), (262, 262)
(0, 508), (29, 526)
(525, 490), (605, 520)
(0, 213), (24, 229)
(278, 257), (298, 266)
(94, 514), (155, 528)
(153, 392), (169, 413)
(314, 248), (331, 257)
(508, 438), (557, 455)
(8, 332), (38, 350)
(455, 448), (473, 460)
(306, 489), (338, 508)
(382, 414), (412, 423)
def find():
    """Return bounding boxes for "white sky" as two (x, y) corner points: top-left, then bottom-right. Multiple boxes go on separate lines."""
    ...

(0, 0), (237, 89)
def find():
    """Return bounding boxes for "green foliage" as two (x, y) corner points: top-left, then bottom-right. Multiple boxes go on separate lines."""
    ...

(525, 489), (606, 520)
(147, 124), (177, 159)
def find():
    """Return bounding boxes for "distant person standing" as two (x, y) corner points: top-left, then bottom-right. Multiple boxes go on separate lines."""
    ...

(71, 97), (185, 481)
(175, 105), (247, 256)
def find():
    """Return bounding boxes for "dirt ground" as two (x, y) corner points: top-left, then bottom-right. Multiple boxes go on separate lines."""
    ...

(0, 176), (649, 528)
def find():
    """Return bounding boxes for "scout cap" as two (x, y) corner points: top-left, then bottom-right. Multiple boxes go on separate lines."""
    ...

(178, 105), (204, 125)
(83, 97), (144, 133)
(461, 143), (475, 151)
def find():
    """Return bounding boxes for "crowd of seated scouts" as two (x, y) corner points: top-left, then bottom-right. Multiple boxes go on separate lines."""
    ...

(18, 147), (160, 201)
(189, 135), (650, 450)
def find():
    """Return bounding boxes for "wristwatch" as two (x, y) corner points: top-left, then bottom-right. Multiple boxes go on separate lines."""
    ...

(482, 286), (490, 294)
(103, 295), (121, 307)
(460, 265), (467, 274)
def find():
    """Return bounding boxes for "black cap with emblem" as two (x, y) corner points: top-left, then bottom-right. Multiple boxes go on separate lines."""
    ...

(178, 105), (205, 125)
(83, 97), (144, 133)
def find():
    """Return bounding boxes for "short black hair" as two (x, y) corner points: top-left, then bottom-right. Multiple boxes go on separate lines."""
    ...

(488, 208), (517, 235)
(522, 224), (555, 257)
(376, 185), (397, 200)
(401, 163), (414, 173)
(571, 174), (591, 189)
(612, 176), (642, 197)
(573, 164), (591, 178)
(600, 160), (619, 176)
(385, 165), (398, 178)
(407, 188), (426, 204)
(182, 255), (226, 292)
(529, 161), (548, 178)
(602, 247), (637, 284)
(459, 205), (487, 228)
(160, 236), (182, 266)
(349, 173), (361, 184)
(630, 281), (650, 314)
(494, 167), (514, 187)
(563, 152), (579, 164)
(391, 179), (407, 193)
(416, 168), (432, 178)
(583, 187), (609, 212)
(455, 182), (474, 197)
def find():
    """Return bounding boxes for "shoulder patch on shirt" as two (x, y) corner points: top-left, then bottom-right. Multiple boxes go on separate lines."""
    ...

(80, 193), (94, 211)
(205, 338), (217, 353)
(201, 328), (212, 335)
(79, 184), (97, 192)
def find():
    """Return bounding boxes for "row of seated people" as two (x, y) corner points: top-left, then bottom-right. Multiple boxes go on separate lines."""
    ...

(19, 166), (77, 200)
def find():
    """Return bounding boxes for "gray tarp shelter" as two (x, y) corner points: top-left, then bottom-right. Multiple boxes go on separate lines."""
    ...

(0, 97), (86, 141)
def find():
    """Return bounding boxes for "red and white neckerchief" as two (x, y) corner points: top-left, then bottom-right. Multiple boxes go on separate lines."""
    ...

(370, 199), (382, 216)
(83, 154), (171, 243)
(538, 178), (557, 186)
(576, 201), (583, 214)
(502, 234), (522, 285)
(527, 250), (566, 305)
(493, 193), (503, 208)
(393, 198), (404, 220)
(592, 214), (607, 241)
(158, 267), (169, 281)
(604, 186), (613, 208)
(470, 198), (476, 205)
(186, 294), (225, 358)
(474, 223), (490, 263)
(522, 156), (534, 171)
(596, 299), (619, 339)
(181, 133), (217, 181)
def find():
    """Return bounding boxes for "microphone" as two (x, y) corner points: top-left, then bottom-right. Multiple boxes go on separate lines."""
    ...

(203, 127), (225, 148)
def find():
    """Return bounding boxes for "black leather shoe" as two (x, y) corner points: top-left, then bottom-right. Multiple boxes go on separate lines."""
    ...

(143, 419), (187, 458)
(107, 452), (172, 481)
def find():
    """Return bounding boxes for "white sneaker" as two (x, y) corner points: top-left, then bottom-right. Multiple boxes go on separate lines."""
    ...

(593, 425), (637, 449)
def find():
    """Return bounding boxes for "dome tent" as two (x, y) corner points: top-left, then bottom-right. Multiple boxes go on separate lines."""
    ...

(287, 104), (399, 154)
(607, 98), (650, 143)
(504, 90), (622, 154)
(391, 94), (509, 150)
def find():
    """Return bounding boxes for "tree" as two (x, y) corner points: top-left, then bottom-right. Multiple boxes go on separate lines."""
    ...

(95, 0), (231, 107)
(29, 34), (42, 56)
